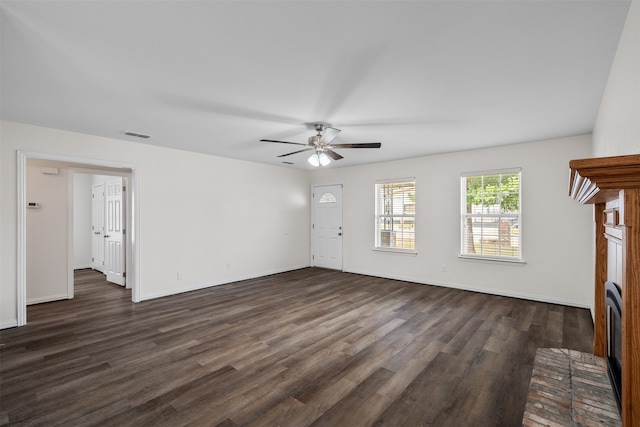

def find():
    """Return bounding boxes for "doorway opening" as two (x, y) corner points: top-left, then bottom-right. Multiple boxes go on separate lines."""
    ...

(17, 151), (139, 326)
(78, 173), (127, 287)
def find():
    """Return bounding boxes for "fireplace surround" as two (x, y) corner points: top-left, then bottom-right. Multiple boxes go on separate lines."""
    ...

(569, 154), (640, 426)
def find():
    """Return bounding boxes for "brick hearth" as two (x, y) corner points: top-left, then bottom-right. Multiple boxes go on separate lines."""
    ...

(522, 348), (621, 427)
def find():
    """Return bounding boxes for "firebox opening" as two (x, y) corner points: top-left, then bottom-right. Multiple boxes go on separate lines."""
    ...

(605, 280), (622, 413)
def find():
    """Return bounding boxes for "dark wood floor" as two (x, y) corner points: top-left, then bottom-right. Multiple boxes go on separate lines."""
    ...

(1, 268), (594, 426)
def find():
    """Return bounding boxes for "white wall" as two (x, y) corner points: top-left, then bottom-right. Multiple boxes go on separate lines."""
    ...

(1, 120), (311, 328)
(73, 173), (93, 269)
(311, 135), (595, 307)
(26, 161), (69, 304)
(0, 119), (599, 329)
(593, 0), (640, 157)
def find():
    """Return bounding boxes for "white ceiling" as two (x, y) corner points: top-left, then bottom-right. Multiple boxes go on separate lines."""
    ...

(0, 0), (630, 170)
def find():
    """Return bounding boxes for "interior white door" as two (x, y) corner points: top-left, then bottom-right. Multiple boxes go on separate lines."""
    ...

(91, 184), (105, 273)
(104, 177), (125, 286)
(312, 184), (343, 270)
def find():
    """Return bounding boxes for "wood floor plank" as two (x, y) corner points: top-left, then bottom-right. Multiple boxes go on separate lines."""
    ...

(309, 367), (395, 427)
(0, 267), (594, 426)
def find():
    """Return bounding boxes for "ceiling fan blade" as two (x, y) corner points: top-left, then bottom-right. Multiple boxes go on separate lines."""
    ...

(330, 142), (382, 149)
(277, 148), (313, 158)
(321, 127), (341, 144)
(260, 139), (307, 146)
(324, 149), (344, 161)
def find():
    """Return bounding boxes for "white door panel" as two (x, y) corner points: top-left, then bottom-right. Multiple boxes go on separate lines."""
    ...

(105, 178), (125, 286)
(313, 185), (343, 270)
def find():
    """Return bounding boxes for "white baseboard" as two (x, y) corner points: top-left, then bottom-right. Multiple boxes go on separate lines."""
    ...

(1, 320), (19, 330)
(4, 266), (591, 329)
(141, 265), (590, 309)
(343, 268), (592, 309)
(27, 294), (69, 306)
(73, 264), (93, 270)
(140, 264), (311, 302)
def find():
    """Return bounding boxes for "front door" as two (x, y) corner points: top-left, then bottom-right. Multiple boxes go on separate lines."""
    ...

(104, 177), (125, 286)
(312, 184), (343, 270)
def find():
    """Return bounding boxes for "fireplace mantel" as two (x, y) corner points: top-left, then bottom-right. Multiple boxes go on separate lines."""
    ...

(569, 154), (640, 427)
(569, 154), (640, 203)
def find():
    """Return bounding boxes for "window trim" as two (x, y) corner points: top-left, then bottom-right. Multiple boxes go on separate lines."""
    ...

(374, 177), (417, 254)
(460, 168), (522, 262)
(458, 254), (526, 265)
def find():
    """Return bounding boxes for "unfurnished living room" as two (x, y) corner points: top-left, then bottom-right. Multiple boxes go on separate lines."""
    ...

(1, 1), (639, 426)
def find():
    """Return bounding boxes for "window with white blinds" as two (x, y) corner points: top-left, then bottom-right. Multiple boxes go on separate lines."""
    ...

(375, 179), (416, 252)
(460, 169), (521, 261)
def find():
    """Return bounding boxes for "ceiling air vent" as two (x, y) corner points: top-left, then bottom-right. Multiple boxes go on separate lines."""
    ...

(122, 131), (151, 139)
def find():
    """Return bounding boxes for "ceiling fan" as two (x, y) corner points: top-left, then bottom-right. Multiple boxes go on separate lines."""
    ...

(260, 123), (382, 166)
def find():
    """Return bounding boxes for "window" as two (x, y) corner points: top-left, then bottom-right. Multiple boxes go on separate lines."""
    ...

(375, 179), (416, 252)
(319, 192), (337, 203)
(461, 169), (521, 260)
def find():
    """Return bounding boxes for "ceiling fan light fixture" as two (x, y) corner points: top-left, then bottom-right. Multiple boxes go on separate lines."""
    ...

(307, 152), (331, 167)
(262, 125), (380, 166)
(307, 153), (320, 167)
(319, 152), (331, 166)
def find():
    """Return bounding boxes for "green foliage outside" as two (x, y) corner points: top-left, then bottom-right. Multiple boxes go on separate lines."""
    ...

(464, 173), (520, 256)
(465, 173), (520, 212)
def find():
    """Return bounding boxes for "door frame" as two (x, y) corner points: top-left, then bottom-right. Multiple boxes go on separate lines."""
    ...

(311, 183), (344, 270)
(17, 150), (140, 326)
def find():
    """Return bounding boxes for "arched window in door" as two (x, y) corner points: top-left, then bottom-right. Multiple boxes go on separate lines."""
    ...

(319, 192), (337, 203)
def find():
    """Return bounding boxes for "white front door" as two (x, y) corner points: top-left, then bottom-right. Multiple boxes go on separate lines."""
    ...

(105, 177), (125, 286)
(91, 184), (105, 273)
(312, 184), (343, 270)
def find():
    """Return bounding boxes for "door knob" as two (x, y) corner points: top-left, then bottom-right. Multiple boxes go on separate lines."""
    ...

(94, 231), (101, 235)
(104, 235), (111, 238)
(338, 232), (342, 236)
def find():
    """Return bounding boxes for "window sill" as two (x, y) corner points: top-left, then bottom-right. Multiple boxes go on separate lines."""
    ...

(458, 254), (525, 265)
(373, 248), (418, 256)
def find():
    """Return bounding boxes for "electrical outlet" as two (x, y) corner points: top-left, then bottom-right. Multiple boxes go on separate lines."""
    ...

(177, 271), (183, 280)
(441, 265), (447, 272)
(227, 263), (230, 270)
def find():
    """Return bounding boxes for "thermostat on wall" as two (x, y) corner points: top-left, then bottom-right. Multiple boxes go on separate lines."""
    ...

(27, 202), (41, 209)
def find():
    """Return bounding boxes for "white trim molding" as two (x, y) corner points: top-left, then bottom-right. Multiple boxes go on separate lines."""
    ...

(344, 268), (592, 309)
(27, 294), (69, 305)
